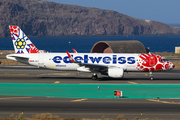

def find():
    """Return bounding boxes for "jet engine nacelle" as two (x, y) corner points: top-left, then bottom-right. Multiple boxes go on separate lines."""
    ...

(108, 67), (124, 78)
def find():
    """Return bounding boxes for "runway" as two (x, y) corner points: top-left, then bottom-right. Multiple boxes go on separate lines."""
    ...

(0, 65), (180, 84)
(0, 66), (180, 119)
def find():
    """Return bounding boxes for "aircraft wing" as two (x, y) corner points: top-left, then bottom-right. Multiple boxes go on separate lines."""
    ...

(66, 51), (115, 69)
(78, 62), (108, 68)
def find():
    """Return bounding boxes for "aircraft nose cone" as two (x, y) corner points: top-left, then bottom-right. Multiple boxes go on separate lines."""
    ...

(172, 64), (175, 68)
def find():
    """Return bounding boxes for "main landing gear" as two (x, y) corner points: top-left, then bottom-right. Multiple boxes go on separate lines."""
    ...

(92, 73), (98, 80)
(149, 72), (153, 80)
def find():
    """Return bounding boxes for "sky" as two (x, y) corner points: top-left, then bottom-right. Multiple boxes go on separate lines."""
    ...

(45, 0), (180, 24)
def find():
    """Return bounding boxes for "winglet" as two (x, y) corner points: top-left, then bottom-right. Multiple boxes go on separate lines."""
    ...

(66, 51), (75, 62)
(73, 48), (77, 53)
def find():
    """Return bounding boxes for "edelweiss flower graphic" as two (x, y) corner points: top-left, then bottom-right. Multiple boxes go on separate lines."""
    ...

(9, 26), (40, 54)
(15, 38), (26, 49)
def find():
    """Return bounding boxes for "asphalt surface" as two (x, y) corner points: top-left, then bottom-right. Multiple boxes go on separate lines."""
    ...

(0, 65), (179, 84)
(1, 96), (180, 119)
(0, 66), (180, 119)
(0, 65), (179, 82)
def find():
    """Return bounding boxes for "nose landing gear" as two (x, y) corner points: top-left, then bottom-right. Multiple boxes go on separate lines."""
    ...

(92, 73), (98, 80)
(149, 72), (153, 80)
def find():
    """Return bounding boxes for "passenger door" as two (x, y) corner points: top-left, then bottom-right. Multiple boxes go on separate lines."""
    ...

(149, 55), (156, 66)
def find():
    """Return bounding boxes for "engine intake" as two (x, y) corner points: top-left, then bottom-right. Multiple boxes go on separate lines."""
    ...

(108, 67), (124, 78)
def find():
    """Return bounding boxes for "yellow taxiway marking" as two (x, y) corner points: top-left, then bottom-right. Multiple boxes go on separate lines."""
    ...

(128, 81), (138, 84)
(54, 81), (60, 83)
(71, 99), (87, 102)
(0, 97), (32, 100)
(147, 99), (180, 105)
(145, 74), (148, 76)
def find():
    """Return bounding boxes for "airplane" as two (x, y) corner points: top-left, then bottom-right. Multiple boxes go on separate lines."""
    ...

(6, 26), (175, 80)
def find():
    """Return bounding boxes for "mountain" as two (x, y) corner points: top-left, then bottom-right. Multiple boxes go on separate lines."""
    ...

(0, 0), (180, 37)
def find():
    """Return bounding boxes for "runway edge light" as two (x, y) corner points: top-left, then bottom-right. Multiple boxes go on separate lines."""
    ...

(114, 90), (122, 98)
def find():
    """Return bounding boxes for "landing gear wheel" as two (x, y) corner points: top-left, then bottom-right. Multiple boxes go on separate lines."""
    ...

(149, 72), (153, 81)
(92, 74), (98, 80)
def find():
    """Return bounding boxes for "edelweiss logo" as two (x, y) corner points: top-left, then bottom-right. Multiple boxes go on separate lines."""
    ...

(15, 38), (26, 49)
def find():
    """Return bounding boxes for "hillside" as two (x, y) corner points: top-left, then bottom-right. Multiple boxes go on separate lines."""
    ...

(0, 0), (180, 37)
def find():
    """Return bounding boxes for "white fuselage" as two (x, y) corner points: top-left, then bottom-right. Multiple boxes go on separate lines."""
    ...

(7, 53), (140, 72)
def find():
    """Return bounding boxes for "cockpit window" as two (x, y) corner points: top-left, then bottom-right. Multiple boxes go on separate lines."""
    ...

(160, 59), (168, 62)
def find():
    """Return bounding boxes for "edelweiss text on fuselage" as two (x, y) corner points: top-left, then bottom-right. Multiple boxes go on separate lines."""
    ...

(53, 55), (136, 64)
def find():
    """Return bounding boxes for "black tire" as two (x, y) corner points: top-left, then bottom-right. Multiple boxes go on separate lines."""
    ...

(92, 74), (97, 80)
